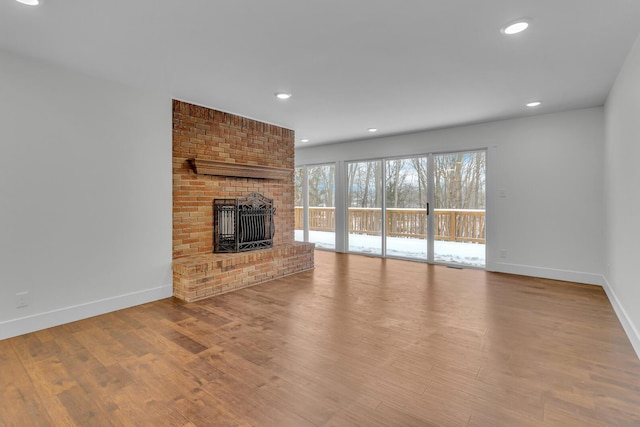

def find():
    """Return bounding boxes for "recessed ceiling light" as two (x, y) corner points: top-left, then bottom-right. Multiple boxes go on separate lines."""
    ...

(501, 20), (529, 35)
(368, 128), (378, 133)
(526, 101), (542, 107)
(300, 139), (309, 143)
(275, 92), (292, 100)
(16, 0), (39, 4)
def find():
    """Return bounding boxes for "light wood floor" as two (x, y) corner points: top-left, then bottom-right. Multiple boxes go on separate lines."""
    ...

(2, 251), (640, 426)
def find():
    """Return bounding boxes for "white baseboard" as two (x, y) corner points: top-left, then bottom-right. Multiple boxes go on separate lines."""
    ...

(491, 262), (604, 286)
(602, 277), (640, 359)
(0, 284), (173, 341)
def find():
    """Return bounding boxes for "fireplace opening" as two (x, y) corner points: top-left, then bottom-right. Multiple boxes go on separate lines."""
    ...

(213, 192), (276, 253)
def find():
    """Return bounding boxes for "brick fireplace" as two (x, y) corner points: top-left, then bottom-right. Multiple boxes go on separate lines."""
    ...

(172, 100), (314, 302)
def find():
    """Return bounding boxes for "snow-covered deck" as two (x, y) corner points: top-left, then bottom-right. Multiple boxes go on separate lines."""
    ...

(295, 230), (485, 267)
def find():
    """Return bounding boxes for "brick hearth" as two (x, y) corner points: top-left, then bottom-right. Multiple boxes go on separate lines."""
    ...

(172, 242), (314, 302)
(172, 100), (314, 302)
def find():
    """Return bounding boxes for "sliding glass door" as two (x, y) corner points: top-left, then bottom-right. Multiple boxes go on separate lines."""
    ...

(345, 151), (485, 267)
(433, 151), (486, 267)
(385, 157), (429, 260)
(297, 150), (486, 267)
(347, 160), (383, 255)
(346, 157), (430, 259)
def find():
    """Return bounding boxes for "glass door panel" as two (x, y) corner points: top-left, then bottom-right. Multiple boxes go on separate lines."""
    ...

(433, 151), (486, 267)
(385, 157), (429, 260)
(307, 164), (335, 249)
(347, 160), (382, 255)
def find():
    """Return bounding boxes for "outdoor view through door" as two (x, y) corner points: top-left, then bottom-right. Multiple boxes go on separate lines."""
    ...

(433, 151), (486, 266)
(296, 150), (486, 267)
(295, 164), (336, 250)
(384, 157), (429, 260)
(348, 160), (383, 255)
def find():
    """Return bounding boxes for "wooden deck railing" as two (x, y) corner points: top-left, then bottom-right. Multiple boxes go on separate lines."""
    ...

(295, 207), (485, 244)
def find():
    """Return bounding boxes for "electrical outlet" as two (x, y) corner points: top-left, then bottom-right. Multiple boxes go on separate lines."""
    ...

(499, 249), (507, 259)
(16, 292), (29, 308)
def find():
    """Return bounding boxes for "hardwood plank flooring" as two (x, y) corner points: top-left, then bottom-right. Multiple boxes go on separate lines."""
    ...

(2, 251), (640, 426)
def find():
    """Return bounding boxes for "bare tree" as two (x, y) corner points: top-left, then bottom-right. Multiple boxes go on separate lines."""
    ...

(434, 151), (485, 209)
(308, 165), (335, 207)
(294, 167), (304, 206)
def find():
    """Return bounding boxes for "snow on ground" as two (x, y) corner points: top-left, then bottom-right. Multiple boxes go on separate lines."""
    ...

(295, 230), (485, 267)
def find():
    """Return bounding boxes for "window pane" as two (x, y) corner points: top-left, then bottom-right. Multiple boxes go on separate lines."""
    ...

(433, 150), (486, 267)
(385, 157), (428, 260)
(307, 164), (335, 249)
(347, 160), (382, 255)
(294, 167), (304, 242)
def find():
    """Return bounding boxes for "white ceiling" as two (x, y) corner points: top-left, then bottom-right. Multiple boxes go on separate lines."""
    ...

(2, 0), (640, 146)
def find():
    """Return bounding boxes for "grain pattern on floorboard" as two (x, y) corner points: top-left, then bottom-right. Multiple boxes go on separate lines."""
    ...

(2, 251), (640, 426)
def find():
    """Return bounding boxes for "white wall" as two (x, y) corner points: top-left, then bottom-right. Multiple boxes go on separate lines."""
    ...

(297, 107), (605, 285)
(604, 34), (640, 355)
(0, 50), (173, 339)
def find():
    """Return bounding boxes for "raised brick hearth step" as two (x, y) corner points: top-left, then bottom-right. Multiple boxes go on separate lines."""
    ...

(172, 242), (314, 302)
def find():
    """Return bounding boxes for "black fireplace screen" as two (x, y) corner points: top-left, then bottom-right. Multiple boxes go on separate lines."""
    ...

(213, 192), (276, 253)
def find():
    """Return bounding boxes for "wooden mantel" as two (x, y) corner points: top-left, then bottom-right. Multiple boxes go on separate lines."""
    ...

(188, 159), (290, 180)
